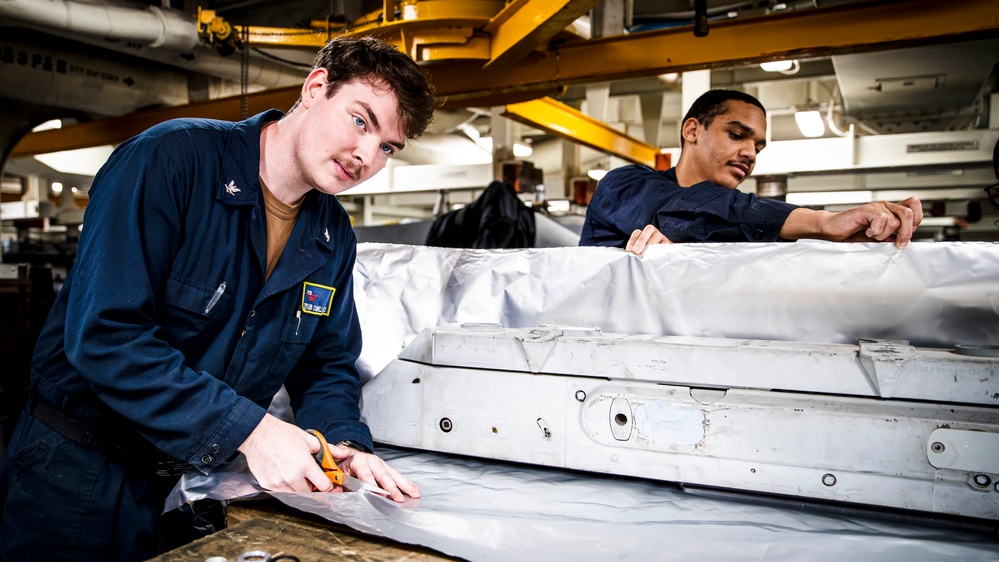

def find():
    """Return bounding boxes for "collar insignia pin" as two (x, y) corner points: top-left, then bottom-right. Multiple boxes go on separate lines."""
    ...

(225, 180), (240, 196)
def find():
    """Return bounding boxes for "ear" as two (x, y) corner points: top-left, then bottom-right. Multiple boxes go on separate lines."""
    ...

(300, 68), (328, 109)
(680, 117), (700, 145)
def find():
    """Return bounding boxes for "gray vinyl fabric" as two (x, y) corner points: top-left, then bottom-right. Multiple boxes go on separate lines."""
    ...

(169, 241), (999, 560)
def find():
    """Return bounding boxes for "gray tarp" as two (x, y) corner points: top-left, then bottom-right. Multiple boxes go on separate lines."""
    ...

(170, 241), (999, 561)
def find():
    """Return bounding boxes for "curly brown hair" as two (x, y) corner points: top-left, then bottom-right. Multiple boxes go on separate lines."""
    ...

(294, 36), (438, 139)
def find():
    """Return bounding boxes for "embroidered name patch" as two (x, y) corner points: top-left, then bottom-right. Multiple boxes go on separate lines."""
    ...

(301, 282), (336, 316)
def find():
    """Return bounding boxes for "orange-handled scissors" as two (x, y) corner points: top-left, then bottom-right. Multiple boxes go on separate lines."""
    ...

(306, 429), (390, 496)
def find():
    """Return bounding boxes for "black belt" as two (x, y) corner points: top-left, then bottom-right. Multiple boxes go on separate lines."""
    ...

(29, 396), (195, 477)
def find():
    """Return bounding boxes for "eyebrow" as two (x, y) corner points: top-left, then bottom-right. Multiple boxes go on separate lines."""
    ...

(727, 119), (767, 150)
(358, 101), (406, 151)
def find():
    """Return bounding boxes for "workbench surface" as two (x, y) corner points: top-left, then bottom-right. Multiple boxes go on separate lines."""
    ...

(151, 499), (458, 562)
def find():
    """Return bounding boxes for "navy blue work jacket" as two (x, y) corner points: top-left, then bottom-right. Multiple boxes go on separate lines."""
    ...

(579, 165), (797, 246)
(30, 110), (371, 473)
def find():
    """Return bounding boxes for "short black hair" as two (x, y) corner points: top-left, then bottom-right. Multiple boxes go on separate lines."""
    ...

(292, 36), (438, 139)
(681, 89), (766, 146)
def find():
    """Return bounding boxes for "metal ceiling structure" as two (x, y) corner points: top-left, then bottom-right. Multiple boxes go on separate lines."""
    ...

(1, 0), (998, 238)
(6, 0), (999, 157)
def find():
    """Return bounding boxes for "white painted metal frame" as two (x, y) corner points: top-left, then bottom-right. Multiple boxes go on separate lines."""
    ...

(362, 325), (999, 521)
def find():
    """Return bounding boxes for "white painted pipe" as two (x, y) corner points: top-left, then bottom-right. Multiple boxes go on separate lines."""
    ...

(0, 0), (307, 88)
(0, 0), (200, 51)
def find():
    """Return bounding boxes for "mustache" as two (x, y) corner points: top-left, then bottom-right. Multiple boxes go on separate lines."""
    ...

(333, 156), (359, 180)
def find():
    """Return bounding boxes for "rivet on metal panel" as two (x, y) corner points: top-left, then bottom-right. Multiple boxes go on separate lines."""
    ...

(537, 418), (552, 439)
(972, 474), (991, 488)
(822, 473), (837, 487)
(574, 390), (586, 402)
(931, 442), (945, 453)
(439, 418), (452, 432)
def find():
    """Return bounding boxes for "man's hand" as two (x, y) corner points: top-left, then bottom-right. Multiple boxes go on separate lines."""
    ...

(625, 225), (673, 256)
(781, 197), (923, 249)
(332, 444), (421, 503)
(238, 413), (332, 493)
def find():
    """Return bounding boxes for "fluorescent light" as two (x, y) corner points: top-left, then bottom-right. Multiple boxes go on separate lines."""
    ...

(587, 169), (608, 181)
(32, 119), (62, 132)
(794, 110), (825, 138)
(34, 145), (115, 176)
(760, 60), (794, 72)
(513, 142), (533, 158)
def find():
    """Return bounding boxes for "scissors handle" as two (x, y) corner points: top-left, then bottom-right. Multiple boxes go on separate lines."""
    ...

(306, 429), (345, 487)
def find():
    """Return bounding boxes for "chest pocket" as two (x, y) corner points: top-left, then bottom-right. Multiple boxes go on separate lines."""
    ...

(160, 273), (230, 349)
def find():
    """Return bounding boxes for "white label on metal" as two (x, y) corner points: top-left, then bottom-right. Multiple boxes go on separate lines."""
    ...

(632, 402), (705, 447)
(926, 428), (999, 472)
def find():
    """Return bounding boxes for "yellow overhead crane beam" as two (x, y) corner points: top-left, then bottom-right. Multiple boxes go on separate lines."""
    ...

(503, 97), (667, 169)
(196, 0), (598, 66)
(12, 0), (999, 158)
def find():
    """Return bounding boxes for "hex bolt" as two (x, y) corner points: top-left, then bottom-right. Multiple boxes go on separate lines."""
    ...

(439, 418), (452, 432)
(930, 442), (945, 454)
(822, 473), (837, 487)
(575, 390), (586, 402)
(972, 474), (991, 488)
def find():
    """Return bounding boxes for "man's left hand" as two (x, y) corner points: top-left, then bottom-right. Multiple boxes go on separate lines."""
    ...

(626, 225), (673, 256)
(331, 445), (421, 503)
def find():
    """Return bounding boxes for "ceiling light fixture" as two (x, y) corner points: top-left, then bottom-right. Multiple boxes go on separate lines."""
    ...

(794, 110), (826, 138)
(587, 168), (608, 181)
(760, 60), (800, 74)
(513, 142), (533, 158)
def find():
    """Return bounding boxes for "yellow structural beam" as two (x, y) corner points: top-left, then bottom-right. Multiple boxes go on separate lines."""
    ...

(432, 0), (999, 98)
(13, 0), (999, 156)
(503, 97), (661, 167)
(10, 88), (303, 159)
(482, 0), (601, 68)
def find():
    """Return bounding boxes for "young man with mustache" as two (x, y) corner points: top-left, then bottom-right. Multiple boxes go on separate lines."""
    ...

(579, 89), (923, 255)
(0, 36), (436, 560)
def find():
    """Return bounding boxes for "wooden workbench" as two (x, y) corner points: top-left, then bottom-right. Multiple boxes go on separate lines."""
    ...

(150, 498), (460, 562)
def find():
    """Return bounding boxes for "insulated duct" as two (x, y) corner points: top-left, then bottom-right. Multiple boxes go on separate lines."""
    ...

(0, 34), (189, 116)
(0, 0), (200, 51)
(0, 0), (306, 89)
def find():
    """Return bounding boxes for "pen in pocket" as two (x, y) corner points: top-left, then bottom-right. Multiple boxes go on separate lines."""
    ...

(205, 282), (226, 314)
(295, 310), (302, 335)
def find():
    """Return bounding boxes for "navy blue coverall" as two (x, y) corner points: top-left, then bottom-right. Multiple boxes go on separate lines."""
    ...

(0, 110), (371, 560)
(579, 164), (798, 247)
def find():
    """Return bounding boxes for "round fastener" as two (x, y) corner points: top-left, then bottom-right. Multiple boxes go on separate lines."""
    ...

(972, 474), (991, 488)
(249, 310), (256, 317)
(201, 454), (215, 464)
(439, 418), (452, 432)
(575, 390), (586, 402)
(822, 473), (837, 487)
(930, 442), (945, 454)
(752, 228), (764, 240)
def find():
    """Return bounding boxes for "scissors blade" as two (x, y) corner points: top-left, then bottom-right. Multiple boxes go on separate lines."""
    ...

(343, 474), (391, 496)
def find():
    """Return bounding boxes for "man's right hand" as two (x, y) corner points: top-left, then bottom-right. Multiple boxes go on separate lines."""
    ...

(626, 225), (673, 256)
(238, 413), (333, 493)
(781, 197), (922, 249)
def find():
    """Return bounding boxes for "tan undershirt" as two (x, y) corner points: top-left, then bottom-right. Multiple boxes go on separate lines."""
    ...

(260, 178), (303, 281)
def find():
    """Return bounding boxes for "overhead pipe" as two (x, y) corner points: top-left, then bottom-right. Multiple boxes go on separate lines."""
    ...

(0, 0), (200, 51)
(0, 0), (305, 89)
